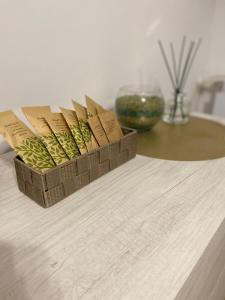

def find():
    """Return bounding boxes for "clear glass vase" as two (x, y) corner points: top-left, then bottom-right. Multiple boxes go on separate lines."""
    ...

(163, 92), (190, 124)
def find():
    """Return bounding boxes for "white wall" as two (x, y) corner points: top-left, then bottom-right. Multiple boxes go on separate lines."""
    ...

(202, 0), (225, 116)
(0, 0), (216, 153)
(206, 0), (225, 76)
(0, 0), (215, 110)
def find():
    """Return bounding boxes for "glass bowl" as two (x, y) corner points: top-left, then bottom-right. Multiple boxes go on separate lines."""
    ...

(115, 84), (164, 131)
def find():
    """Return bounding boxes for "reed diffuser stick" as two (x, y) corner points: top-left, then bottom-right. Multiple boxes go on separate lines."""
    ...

(177, 36), (186, 88)
(158, 40), (176, 90)
(179, 41), (195, 92)
(181, 38), (202, 91)
(170, 42), (177, 86)
(158, 36), (202, 123)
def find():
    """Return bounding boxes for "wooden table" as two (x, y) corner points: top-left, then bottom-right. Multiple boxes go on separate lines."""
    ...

(1, 114), (225, 300)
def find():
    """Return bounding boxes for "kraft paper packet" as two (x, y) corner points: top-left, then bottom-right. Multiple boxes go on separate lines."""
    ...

(44, 112), (80, 159)
(85, 95), (105, 116)
(22, 106), (69, 165)
(98, 111), (124, 143)
(60, 107), (87, 154)
(72, 100), (99, 152)
(0, 110), (55, 172)
(85, 96), (109, 147)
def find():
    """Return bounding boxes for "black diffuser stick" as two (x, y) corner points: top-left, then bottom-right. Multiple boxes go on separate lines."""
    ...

(179, 41), (195, 92)
(170, 42), (178, 87)
(158, 40), (176, 90)
(181, 38), (202, 92)
(177, 35), (186, 89)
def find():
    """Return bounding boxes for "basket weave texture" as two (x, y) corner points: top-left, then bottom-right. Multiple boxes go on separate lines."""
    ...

(14, 128), (137, 207)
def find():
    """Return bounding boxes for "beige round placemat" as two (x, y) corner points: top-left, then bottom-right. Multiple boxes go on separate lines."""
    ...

(137, 116), (225, 161)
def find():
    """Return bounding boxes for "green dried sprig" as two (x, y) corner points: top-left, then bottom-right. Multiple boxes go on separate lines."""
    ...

(78, 119), (91, 143)
(41, 133), (69, 165)
(70, 124), (86, 150)
(55, 132), (80, 159)
(15, 136), (55, 172)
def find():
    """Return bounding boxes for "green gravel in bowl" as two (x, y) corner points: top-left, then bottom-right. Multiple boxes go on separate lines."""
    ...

(116, 94), (164, 131)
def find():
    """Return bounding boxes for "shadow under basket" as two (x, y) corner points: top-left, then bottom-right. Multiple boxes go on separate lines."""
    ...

(14, 127), (137, 208)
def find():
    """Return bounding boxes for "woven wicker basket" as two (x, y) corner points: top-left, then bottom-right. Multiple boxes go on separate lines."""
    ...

(14, 127), (137, 207)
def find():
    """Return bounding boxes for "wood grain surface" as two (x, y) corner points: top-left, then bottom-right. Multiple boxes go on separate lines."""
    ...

(0, 116), (225, 299)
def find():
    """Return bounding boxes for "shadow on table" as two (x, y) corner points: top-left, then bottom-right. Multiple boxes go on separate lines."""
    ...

(0, 242), (62, 299)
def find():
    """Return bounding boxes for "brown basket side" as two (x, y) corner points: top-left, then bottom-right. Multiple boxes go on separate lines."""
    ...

(14, 158), (46, 207)
(14, 128), (137, 208)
